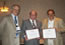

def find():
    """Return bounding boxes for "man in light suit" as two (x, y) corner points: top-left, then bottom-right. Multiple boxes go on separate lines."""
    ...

(21, 10), (42, 45)
(0, 4), (21, 45)
(42, 9), (65, 45)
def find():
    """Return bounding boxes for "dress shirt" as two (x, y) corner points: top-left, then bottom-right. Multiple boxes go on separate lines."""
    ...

(11, 14), (19, 26)
(48, 19), (55, 45)
(29, 19), (37, 27)
(11, 14), (20, 31)
(48, 19), (54, 28)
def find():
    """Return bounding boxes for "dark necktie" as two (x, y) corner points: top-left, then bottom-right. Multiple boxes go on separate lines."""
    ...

(14, 16), (17, 24)
(32, 20), (36, 28)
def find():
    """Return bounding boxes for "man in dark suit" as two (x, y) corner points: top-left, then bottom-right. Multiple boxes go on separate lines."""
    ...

(21, 10), (42, 45)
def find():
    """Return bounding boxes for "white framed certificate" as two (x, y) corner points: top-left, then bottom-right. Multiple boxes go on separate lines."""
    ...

(26, 29), (40, 40)
(43, 28), (56, 38)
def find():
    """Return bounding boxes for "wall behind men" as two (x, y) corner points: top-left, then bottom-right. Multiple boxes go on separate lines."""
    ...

(0, 0), (65, 44)
(0, 0), (65, 25)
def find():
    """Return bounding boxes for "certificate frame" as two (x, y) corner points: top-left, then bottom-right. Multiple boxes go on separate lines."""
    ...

(25, 29), (40, 40)
(43, 28), (56, 39)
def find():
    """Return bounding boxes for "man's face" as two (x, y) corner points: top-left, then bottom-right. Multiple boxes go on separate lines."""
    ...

(48, 11), (55, 20)
(30, 11), (37, 20)
(12, 6), (20, 16)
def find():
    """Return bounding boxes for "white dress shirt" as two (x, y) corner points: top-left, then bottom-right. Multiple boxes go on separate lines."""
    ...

(48, 19), (54, 28)
(11, 14), (19, 26)
(29, 19), (37, 27)
(48, 19), (54, 45)
(11, 14), (20, 31)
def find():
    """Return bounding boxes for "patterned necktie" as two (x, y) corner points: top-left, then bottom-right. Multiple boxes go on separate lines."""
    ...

(14, 16), (17, 24)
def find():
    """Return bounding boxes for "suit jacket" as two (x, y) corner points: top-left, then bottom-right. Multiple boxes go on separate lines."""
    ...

(21, 19), (42, 45)
(42, 17), (65, 45)
(0, 15), (17, 45)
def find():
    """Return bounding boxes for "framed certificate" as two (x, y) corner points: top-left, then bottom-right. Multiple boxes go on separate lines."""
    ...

(26, 29), (40, 40)
(43, 28), (56, 38)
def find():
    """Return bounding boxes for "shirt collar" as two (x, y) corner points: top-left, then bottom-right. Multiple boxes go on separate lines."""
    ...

(29, 19), (36, 22)
(11, 13), (18, 18)
(48, 17), (55, 21)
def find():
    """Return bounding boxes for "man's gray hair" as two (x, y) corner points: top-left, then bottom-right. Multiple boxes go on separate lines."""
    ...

(10, 4), (20, 10)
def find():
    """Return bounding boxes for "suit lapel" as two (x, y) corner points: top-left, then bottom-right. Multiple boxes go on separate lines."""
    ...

(54, 17), (57, 28)
(9, 15), (16, 30)
(36, 20), (40, 28)
(46, 19), (48, 28)
(28, 19), (33, 28)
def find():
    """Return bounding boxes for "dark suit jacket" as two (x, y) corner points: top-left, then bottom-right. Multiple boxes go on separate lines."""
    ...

(21, 19), (42, 45)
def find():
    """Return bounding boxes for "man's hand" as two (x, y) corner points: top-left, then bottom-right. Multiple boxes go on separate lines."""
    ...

(25, 35), (28, 40)
(53, 27), (59, 32)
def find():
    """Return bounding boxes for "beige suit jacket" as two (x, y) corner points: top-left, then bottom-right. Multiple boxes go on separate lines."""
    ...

(0, 15), (17, 45)
(42, 17), (65, 45)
